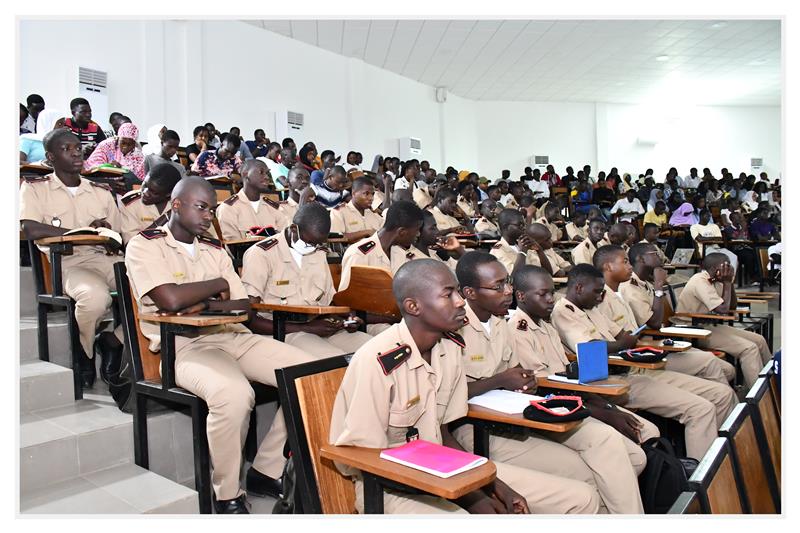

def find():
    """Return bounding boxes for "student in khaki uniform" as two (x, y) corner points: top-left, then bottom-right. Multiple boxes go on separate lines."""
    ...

(241, 203), (372, 357)
(565, 211), (589, 241)
(456, 180), (479, 218)
(594, 245), (737, 427)
(525, 223), (572, 277)
(622, 242), (735, 384)
(675, 253), (771, 388)
(551, 263), (721, 460)
(475, 199), (501, 235)
(124, 177), (315, 513)
(428, 188), (469, 233)
(489, 208), (538, 276)
(404, 210), (465, 271)
(277, 166), (316, 222)
(571, 217), (607, 265)
(20, 129), (124, 387)
(119, 163), (181, 244)
(329, 176), (383, 243)
(215, 159), (289, 241)
(329, 259), (598, 514)
(537, 203), (565, 241)
(640, 223), (669, 264)
(453, 253), (645, 513)
(412, 179), (433, 209)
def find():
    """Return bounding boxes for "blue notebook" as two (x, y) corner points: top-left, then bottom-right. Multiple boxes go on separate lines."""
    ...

(576, 340), (609, 383)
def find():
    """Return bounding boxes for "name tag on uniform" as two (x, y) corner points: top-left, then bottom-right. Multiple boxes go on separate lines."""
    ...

(348, 221), (360, 225)
(613, 315), (624, 323)
(406, 395), (420, 408)
(173, 272), (185, 279)
(275, 280), (290, 286)
(470, 354), (484, 362)
(141, 217), (154, 222)
(588, 327), (597, 334)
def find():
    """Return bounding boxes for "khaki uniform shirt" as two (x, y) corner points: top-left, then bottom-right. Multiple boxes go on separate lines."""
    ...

(124, 225), (250, 353)
(119, 190), (167, 244)
(565, 222), (588, 241)
(596, 285), (639, 332)
(19, 174), (121, 265)
(535, 201), (549, 220)
(457, 197), (477, 218)
(507, 308), (570, 377)
(639, 239), (668, 263)
(240, 231), (334, 306)
(489, 237), (523, 275)
(215, 189), (289, 241)
(418, 246), (458, 271)
(536, 217), (563, 241)
(339, 232), (391, 291)
(413, 186), (433, 209)
(330, 201), (383, 235)
(458, 303), (518, 381)
(551, 296), (621, 353)
(675, 271), (725, 321)
(278, 196), (300, 223)
(475, 217), (499, 234)
(429, 206), (461, 232)
(371, 189), (385, 211)
(329, 320), (468, 475)
(389, 244), (427, 275)
(571, 238), (599, 265)
(527, 247), (571, 275)
(619, 271), (658, 325)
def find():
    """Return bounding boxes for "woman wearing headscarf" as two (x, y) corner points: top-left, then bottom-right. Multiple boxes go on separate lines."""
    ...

(141, 124), (167, 156)
(84, 122), (145, 181)
(297, 144), (317, 173)
(668, 201), (699, 227)
(647, 188), (665, 211)
(19, 109), (67, 163)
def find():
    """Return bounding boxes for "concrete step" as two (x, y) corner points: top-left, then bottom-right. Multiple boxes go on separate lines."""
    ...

(20, 463), (197, 514)
(20, 266), (37, 317)
(20, 361), (74, 413)
(19, 313), (71, 364)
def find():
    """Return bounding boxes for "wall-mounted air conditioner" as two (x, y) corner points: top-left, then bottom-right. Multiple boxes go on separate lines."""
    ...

(750, 158), (764, 173)
(399, 137), (422, 160)
(78, 67), (108, 131)
(530, 155), (549, 171)
(275, 110), (304, 142)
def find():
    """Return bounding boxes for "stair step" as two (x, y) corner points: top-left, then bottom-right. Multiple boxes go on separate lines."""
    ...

(20, 361), (74, 412)
(20, 266), (37, 317)
(21, 463), (197, 514)
(19, 313), (71, 364)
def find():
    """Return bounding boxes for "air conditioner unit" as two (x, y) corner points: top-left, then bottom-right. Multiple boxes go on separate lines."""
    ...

(275, 110), (304, 142)
(530, 155), (549, 171)
(750, 157), (764, 173)
(78, 67), (108, 131)
(399, 137), (422, 160)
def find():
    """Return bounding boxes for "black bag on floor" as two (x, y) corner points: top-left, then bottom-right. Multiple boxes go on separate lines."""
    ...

(638, 437), (699, 513)
(108, 348), (134, 413)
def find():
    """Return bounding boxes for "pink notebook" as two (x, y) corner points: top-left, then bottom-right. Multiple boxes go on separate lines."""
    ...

(379, 439), (488, 478)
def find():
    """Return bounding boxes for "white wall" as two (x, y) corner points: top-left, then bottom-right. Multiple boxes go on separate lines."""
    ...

(19, 19), (781, 180)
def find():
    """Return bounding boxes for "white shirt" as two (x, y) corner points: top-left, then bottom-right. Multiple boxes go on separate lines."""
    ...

(66, 186), (80, 196)
(610, 198), (644, 222)
(176, 240), (196, 258)
(768, 242), (782, 270)
(681, 175), (701, 188)
(394, 177), (413, 190)
(288, 246), (303, 268)
(249, 200), (261, 213)
(480, 320), (491, 336)
(527, 179), (550, 199)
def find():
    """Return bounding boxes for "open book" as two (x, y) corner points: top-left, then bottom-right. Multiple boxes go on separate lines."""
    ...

(379, 439), (487, 479)
(64, 227), (123, 247)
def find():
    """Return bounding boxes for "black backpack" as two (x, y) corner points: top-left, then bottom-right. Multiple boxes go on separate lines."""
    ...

(638, 437), (699, 513)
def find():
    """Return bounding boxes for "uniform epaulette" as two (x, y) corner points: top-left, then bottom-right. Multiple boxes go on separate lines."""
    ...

(584, 241), (590, 248)
(377, 344), (412, 375)
(90, 181), (112, 191)
(517, 319), (528, 331)
(443, 331), (465, 348)
(334, 203), (346, 210)
(121, 191), (142, 206)
(565, 304), (575, 312)
(405, 250), (416, 260)
(197, 234), (222, 249)
(256, 238), (278, 251)
(492, 242), (502, 249)
(139, 228), (167, 240)
(358, 240), (376, 255)
(630, 278), (638, 287)
(22, 174), (51, 183)
(263, 197), (280, 209)
(462, 316), (470, 326)
(224, 195), (239, 205)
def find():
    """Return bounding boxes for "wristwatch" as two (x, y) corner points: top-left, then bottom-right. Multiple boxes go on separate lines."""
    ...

(654, 289), (665, 298)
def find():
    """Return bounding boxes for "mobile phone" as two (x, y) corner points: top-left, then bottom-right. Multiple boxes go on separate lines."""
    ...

(342, 318), (358, 326)
(632, 324), (647, 335)
(199, 310), (247, 316)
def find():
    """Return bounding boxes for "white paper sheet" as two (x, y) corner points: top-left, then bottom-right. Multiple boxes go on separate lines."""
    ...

(467, 389), (543, 414)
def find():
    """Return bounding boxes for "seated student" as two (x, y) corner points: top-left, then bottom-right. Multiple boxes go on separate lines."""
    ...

(119, 163), (181, 244)
(311, 165), (350, 209)
(621, 243), (735, 384)
(675, 253), (772, 389)
(278, 166), (315, 221)
(20, 129), (124, 388)
(20, 108), (66, 164)
(640, 223), (668, 263)
(84, 122), (145, 181)
(501, 181), (525, 209)
(329, 259), (595, 515)
(690, 208), (738, 271)
(610, 189), (645, 224)
(723, 211), (761, 285)
(456, 180), (480, 218)
(241, 203), (372, 356)
(330, 176), (383, 242)
(564, 211), (588, 241)
(246, 129), (270, 159)
(215, 159), (289, 241)
(571, 218), (607, 265)
(124, 177), (315, 513)
(536, 204), (565, 241)
(141, 124), (166, 157)
(191, 134), (242, 177)
(551, 263), (721, 461)
(605, 222), (630, 249)
(143, 129), (186, 178)
(489, 208), (537, 276)
(643, 200), (669, 229)
(525, 223), (572, 277)
(475, 198), (501, 235)
(205, 122), (222, 149)
(257, 142), (284, 187)
(749, 207), (780, 241)
(453, 253), (643, 513)
(428, 188), (471, 234)
(184, 125), (209, 166)
(400, 210), (465, 271)
(591, 178), (616, 220)
(64, 97), (107, 158)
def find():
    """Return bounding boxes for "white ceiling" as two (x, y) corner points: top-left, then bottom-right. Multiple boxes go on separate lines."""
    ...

(243, 19), (781, 106)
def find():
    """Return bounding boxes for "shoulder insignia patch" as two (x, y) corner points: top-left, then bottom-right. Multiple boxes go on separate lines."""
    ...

(22, 174), (51, 183)
(405, 251), (416, 260)
(121, 191), (142, 206)
(443, 331), (466, 348)
(358, 240), (376, 255)
(584, 241), (590, 248)
(256, 238), (278, 251)
(139, 228), (167, 240)
(377, 344), (412, 375)
(565, 304), (575, 312)
(197, 234), (222, 249)
(630, 278), (638, 286)
(263, 197), (280, 209)
(462, 316), (470, 326)
(90, 181), (112, 191)
(492, 242), (502, 249)
(517, 319), (528, 331)
(223, 195), (239, 205)
(334, 203), (346, 210)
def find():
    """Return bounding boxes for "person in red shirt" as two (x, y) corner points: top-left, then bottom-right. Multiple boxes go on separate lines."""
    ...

(63, 97), (106, 159)
(542, 164), (561, 187)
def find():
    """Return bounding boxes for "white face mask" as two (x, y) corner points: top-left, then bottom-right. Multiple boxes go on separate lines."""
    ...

(290, 226), (318, 255)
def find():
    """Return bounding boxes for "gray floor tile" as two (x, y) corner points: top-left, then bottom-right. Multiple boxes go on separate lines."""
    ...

(21, 476), (139, 514)
(83, 463), (197, 513)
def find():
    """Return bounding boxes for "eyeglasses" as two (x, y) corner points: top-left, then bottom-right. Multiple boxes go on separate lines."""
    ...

(478, 276), (513, 292)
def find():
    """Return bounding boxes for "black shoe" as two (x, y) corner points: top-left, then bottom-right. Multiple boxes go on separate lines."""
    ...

(213, 494), (250, 514)
(77, 348), (96, 389)
(246, 467), (282, 498)
(95, 332), (123, 385)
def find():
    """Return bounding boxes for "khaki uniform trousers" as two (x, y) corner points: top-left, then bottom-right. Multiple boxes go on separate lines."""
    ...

(355, 459), (599, 514)
(697, 325), (771, 389)
(285, 329), (372, 358)
(174, 332), (314, 500)
(665, 347), (736, 384)
(623, 373), (720, 460)
(366, 323), (392, 336)
(62, 253), (124, 358)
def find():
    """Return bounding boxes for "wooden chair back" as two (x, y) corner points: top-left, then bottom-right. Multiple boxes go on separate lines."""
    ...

(746, 377), (781, 492)
(759, 360), (780, 417)
(328, 263), (342, 290)
(113, 263), (162, 383)
(276, 355), (355, 514)
(718, 403), (777, 513)
(757, 248), (770, 281)
(689, 437), (744, 513)
(332, 266), (400, 319)
(176, 147), (189, 169)
(215, 189), (232, 203)
(667, 491), (703, 514)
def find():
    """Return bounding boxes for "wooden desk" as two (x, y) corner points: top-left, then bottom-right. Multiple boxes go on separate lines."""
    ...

(139, 312), (248, 327)
(565, 353), (667, 369)
(644, 327), (712, 339)
(553, 241), (580, 248)
(319, 444), (496, 501)
(225, 236), (263, 246)
(535, 377), (629, 396)
(252, 303), (349, 315)
(467, 405), (579, 433)
(82, 166), (126, 177)
(35, 234), (112, 246)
